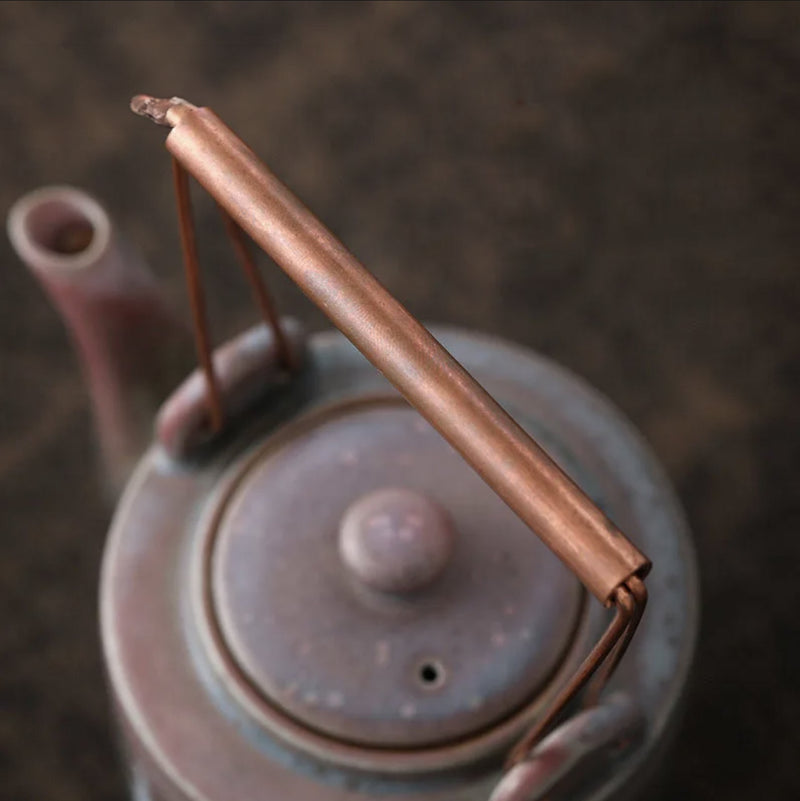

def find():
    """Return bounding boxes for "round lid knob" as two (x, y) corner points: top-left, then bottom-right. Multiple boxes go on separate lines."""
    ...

(339, 488), (456, 594)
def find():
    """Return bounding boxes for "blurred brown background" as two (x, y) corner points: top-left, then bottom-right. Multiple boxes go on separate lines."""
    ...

(0, 2), (798, 799)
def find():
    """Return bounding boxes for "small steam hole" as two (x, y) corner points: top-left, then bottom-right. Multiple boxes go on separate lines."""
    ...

(418, 660), (446, 689)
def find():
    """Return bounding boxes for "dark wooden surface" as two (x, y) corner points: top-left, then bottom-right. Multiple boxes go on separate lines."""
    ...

(1, 2), (798, 799)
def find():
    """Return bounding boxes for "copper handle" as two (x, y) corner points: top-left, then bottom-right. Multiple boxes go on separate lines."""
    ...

(133, 96), (649, 605)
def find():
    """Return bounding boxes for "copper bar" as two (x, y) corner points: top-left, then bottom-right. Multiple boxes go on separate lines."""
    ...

(172, 157), (224, 432)
(139, 98), (650, 604)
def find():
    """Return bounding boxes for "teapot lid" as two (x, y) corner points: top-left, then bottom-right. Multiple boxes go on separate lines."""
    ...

(208, 397), (582, 748)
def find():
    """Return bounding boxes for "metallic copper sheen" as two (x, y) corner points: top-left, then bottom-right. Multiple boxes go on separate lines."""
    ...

(139, 96), (650, 604)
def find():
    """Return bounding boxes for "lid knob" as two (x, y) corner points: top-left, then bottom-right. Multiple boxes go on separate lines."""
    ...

(339, 487), (456, 594)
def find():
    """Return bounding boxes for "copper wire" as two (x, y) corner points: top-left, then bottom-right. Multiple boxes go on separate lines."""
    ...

(584, 576), (648, 708)
(506, 583), (636, 768)
(172, 157), (224, 432)
(217, 204), (295, 371)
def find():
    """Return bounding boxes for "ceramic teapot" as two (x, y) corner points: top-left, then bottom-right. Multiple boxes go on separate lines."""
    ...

(8, 97), (698, 801)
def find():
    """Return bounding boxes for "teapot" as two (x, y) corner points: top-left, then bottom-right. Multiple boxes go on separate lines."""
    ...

(8, 96), (698, 801)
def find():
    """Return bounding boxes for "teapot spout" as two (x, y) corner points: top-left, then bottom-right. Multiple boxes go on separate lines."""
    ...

(7, 186), (193, 495)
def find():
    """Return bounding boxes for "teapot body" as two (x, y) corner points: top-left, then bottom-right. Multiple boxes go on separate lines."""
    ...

(103, 326), (698, 801)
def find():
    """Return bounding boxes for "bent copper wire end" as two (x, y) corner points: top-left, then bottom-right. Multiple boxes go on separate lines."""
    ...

(130, 94), (190, 127)
(506, 576), (648, 768)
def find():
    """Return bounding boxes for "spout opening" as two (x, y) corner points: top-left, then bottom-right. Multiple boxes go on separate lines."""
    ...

(7, 186), (112, 277)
